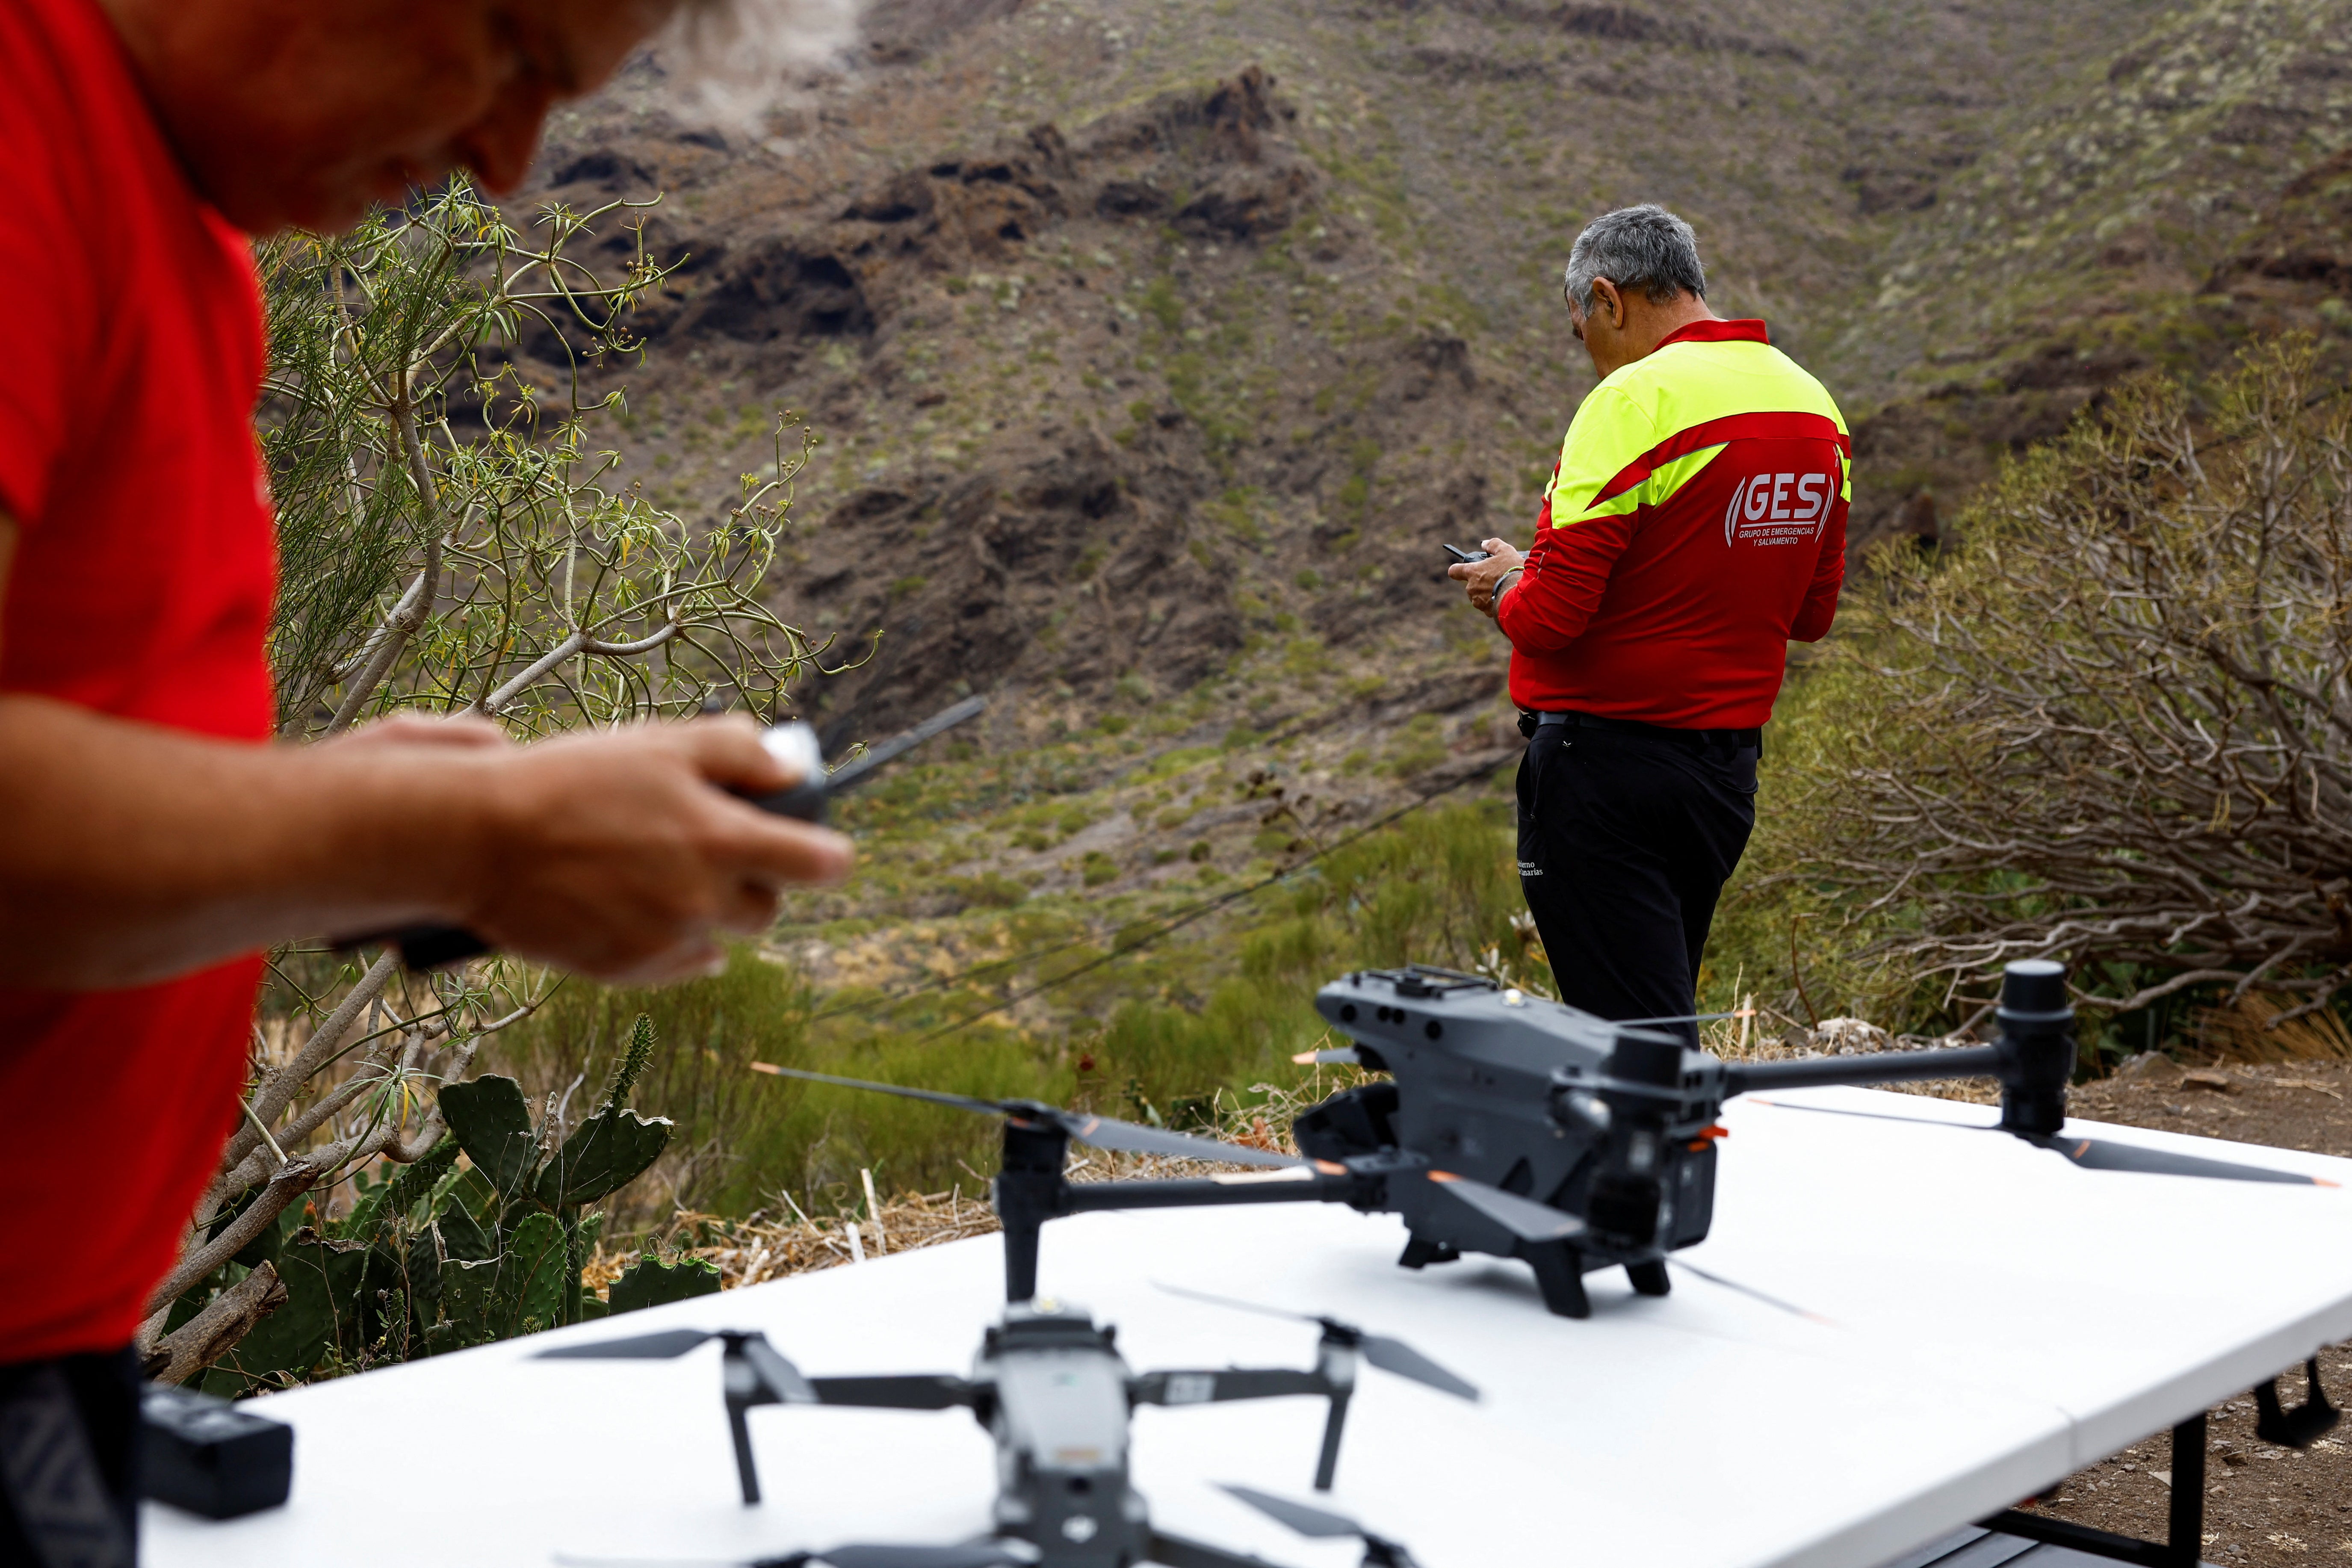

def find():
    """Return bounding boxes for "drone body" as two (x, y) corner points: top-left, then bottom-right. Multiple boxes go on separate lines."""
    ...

(753, 959), (2324, 1329)
(1289, 961), (2326, 1317)
(547, 1297), (1465, 1568)
(967, 1304), (1148, 1566)
(1297, 969), (1717, 1315)
(814, 1299), (1456, 1567)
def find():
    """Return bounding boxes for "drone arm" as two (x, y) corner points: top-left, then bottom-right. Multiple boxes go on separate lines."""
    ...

(1723, 1042), (2004, 1096)
(1130, 1367), (1329, 1406)
(808, 1374), (979, 1411)
(1065, 1168), (1361, 1216)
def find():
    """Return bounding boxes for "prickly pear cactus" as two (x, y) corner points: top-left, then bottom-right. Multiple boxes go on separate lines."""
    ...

(609, 1256), (722, 1314)
(534, 1108), (671, 1210)
(189, 1013), (678, 1389)
(439, 1075), (542, 1197)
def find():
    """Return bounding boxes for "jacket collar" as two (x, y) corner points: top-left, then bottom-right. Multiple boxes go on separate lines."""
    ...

(1655, 317), (1770, 348)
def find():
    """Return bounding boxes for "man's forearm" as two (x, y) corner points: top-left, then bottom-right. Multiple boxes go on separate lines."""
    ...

(1497, 517), (1628, 653)
(0, 695), (479, 987)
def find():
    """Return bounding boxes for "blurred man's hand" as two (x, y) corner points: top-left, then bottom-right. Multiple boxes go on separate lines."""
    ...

(1448, 537), (1528, 618)
(455, 717), (852, 984)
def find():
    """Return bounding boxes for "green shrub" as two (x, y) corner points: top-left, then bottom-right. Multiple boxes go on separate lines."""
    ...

(948, 871), (1028, 908)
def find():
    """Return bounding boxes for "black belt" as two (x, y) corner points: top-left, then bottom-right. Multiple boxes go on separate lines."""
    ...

(1518, 708), (1762, 756)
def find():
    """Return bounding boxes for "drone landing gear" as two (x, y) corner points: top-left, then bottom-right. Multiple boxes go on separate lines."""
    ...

(1519, 1240), (1591, 1319)
(1395, 1236), (1458, 1270)
(1625, 1260), (1671, 1297)
(1312, 1388), (1353, 1492)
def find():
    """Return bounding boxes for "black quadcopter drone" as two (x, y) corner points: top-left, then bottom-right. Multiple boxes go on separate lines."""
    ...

(540, 1293), (1458, 1568)
(756, 960), (2331, 1320)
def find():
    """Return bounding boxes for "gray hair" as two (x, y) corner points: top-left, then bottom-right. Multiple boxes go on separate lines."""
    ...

(1562, 204), (1707, 316)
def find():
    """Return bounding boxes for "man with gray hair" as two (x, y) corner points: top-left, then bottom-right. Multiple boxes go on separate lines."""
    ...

(1448, 204), (1849, 1045)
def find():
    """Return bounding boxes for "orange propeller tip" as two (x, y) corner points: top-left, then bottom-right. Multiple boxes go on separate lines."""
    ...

(1427, 1169), (1459, 1183)
(2317, 1177), (2341, 1188)
(748, 1060), (782, 1075)
(1290, 1051), (1319, 1064)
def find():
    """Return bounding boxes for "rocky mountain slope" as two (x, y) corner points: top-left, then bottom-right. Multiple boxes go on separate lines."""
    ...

(496, 0), (2352, 924)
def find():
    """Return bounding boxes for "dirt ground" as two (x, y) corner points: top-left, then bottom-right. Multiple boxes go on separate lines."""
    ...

(2009, 1060), (2352, 1565)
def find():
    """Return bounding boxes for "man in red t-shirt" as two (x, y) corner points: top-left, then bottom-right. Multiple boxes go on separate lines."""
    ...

(0, 0), (848, 1555)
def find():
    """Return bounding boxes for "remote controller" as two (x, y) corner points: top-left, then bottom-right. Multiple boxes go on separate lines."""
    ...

(338, 695), (985, 971)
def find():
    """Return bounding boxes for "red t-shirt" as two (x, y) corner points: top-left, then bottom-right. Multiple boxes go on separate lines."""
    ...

(0, 0), (275, 1359)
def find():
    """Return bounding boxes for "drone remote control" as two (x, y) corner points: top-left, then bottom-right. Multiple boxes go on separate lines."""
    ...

(341, 695), (984, 971)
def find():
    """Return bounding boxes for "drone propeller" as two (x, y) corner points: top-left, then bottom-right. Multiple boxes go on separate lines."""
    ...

(1746, 1098), (2339, 1187)
(538, 1327), (728, 1360)
(1219, 1485), (1421, 1568)
(536, 1329), (815, 1504)
(1665, 1258), (1838, 1326)
(1153, 1283), (1479, 1402)
(555, 1543), (1036, 1568)
(809, 1549), (1036, 1568)
(1425, 1170), (1588, 1243)
(2024, 1130), (2337, 1183)
(749, 1063), (1303, 1169)
(537, 1329), (821, 1399)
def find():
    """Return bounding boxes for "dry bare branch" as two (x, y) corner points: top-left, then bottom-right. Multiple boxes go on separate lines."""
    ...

(1762, 340), (2352, 1019)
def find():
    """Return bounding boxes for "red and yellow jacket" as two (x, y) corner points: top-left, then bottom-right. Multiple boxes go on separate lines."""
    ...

(1498, 318), (1848, 729)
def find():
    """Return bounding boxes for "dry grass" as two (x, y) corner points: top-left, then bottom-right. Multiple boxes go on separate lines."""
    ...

(1707, 998), (2001, 1105)
(585, 1187), (1004, 1296)
(2191, 992), (2352, 1066)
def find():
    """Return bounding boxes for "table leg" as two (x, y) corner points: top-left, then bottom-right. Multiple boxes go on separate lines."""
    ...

(2167, 1412), (2205, 1568)
(1975, 1412), (2209, 1567)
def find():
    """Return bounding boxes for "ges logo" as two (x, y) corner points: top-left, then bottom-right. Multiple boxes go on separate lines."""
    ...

(1724, 471), (1835, 548)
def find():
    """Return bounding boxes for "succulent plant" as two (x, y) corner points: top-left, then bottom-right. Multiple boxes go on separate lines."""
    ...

(183, 1014), (681, 1394)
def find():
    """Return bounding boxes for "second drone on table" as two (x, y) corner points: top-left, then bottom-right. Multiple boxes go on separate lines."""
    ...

(539, 1291), (1459, 1568)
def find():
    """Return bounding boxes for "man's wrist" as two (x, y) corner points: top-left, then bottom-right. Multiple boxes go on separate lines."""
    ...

(305, 743), (505, 927)
(1493, 567), (1524, 610)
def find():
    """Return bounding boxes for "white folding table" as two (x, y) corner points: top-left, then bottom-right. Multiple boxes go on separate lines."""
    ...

(144, 1086), (2352, 1568)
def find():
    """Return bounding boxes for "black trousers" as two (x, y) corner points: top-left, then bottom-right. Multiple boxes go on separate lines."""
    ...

(0, 1348), (141, 1568)
(1516, 721), (1758, 1046)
